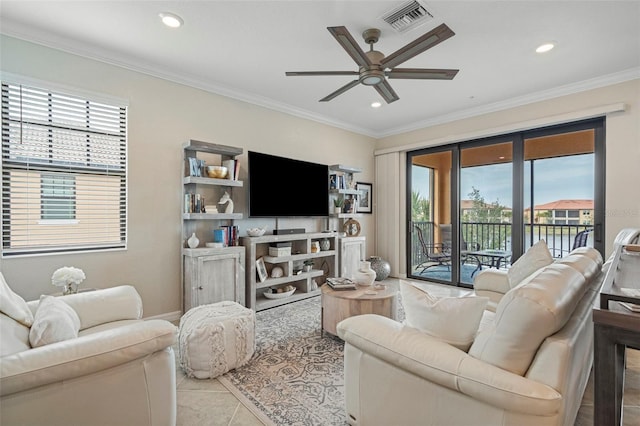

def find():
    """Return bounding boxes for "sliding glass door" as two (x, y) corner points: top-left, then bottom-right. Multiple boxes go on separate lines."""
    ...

(407, 118), (604, 287)
(523, 122), (601, 258)
(459, 141), (513, 285)
(408, 148), (455, 284)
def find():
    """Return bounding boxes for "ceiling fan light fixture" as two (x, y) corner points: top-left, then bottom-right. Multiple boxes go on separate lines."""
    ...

(362, 75), (383, 85)
(360, 69), (385, 86)
(159, 12), (183, 28)
(536, 42), (555, 53)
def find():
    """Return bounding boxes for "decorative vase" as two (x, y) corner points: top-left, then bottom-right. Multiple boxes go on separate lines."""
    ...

(369, 256), (391, 281)
(62, 282), (78, 295)
(187, 233), (199, 249)
(354, 261), (376, 286)
(311, 241), (320, 253)
(320, 238), (331, 251)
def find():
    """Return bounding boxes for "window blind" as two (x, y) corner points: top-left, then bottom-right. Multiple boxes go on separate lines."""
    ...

(1, 82), (127, 256)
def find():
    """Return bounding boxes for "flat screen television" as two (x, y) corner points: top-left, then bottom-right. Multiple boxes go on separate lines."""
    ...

(248, 151), (329, 217)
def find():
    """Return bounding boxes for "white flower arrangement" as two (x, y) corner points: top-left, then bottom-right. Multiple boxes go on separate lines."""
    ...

(51, 266), (86, 295)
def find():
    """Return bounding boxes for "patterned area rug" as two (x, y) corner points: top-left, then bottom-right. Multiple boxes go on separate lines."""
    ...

(218, 296), (347, 426)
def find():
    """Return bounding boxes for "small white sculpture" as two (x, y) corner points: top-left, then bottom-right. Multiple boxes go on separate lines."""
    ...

(218, 191), (234, 214)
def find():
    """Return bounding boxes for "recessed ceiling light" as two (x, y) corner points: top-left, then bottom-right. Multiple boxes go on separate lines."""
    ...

(536, 43), (555, 53)
(371, 102), (382, 108)
(159, 12), (183, 28)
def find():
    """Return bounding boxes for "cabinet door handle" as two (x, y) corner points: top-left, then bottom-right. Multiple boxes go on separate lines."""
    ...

(198, 286), (203, 290)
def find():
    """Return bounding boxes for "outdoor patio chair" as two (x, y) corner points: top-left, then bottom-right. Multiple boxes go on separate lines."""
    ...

(414, 224), (451, 273)
(572, 229), (592, 250)
(439, 224), (481, 262)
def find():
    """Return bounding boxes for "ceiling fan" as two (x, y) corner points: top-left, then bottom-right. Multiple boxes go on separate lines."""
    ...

(285, 23), (459, 104)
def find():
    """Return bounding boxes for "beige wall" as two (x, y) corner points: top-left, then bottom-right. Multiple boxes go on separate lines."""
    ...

(0, 35), (376, 317)
(2, 34), (638, 313)
(377, 79), (640, 274)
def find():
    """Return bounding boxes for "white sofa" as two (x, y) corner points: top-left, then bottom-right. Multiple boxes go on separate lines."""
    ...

(1, 285), (177, 426)
(337, 246), (605, 426)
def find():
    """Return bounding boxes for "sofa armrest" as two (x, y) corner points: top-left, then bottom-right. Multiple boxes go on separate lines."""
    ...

(473, 269), (510, 311)
(337, 314), (561, 416)
(0, 319), (176, 396)
(27, 285), (143, 330)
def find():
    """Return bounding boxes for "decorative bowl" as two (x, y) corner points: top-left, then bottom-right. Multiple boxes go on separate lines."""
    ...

(247, 227), (266, 237)
(206, 165), (228, 179)
(263, 288), (296, 299)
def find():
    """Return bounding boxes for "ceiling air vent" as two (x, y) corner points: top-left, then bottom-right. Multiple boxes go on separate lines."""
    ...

(381, 0), (434, 33)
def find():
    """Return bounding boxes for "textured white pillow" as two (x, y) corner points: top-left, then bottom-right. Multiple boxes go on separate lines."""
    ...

(507, 240), (553, 288)
(399, 280), (488, 351)
(29, 295), (81, 347)
(0, 272), (34, 326)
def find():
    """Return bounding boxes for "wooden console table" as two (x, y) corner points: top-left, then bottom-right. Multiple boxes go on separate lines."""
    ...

(593, 244), (640, 425)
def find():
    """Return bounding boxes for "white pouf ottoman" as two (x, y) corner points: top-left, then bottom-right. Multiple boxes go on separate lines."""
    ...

(178, 301), (255, 379)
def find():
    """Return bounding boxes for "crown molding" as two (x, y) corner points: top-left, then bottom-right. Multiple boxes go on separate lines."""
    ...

(3, 24), (638, 140)
(378, 68), (640, 138)
(0, 27), (378, 138)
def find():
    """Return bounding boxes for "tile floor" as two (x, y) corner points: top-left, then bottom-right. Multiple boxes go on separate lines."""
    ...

(175, 279), (640, 426)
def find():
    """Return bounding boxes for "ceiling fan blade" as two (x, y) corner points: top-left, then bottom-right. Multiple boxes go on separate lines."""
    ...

(374, 80), (399, 104)
(380, 23), (455, 70)
(387, 68), (459, 80)
(327, 26), (372, 68)
(319, 80), (360, 102)
(286, 71), (359, 76)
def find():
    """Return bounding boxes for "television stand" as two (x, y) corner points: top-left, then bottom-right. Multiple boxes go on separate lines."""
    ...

(241, 232), (338, 311)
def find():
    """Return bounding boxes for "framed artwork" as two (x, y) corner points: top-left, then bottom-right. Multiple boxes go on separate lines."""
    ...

(356, 182), (372, 214)
(256, 257), (268, 283)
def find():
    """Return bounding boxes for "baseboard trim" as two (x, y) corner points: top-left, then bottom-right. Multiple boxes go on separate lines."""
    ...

(144, 310), (182, 322)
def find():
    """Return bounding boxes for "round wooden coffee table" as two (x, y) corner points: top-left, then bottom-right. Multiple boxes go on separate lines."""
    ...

(321, 283), (398, 336)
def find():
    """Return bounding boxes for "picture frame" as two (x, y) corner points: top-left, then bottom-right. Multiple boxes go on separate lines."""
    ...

(256, 257), (268, 283)
(356, 182), (372, 214)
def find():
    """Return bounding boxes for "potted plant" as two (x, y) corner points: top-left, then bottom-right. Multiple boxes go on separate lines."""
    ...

(303, 259), (314, 272)
(333, 197), (344, 214)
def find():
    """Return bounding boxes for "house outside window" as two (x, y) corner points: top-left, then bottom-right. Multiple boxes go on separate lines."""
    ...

(41, 174), (76, 220)
(1, 81), (128, 256)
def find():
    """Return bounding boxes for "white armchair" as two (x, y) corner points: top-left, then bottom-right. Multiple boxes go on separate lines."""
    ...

(1, 285), (177, 426)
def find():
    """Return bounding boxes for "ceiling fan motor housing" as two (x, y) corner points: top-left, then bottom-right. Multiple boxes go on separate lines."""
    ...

(359, 68), (384, 86)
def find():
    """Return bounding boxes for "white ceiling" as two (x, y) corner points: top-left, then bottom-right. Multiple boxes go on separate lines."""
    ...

(1, 1), (639, 137)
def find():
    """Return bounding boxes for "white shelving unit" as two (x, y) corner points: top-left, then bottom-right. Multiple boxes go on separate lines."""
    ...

(181, 140), (245, 312)
(242, 232), (338, 311)
(329, 164), (363, 220)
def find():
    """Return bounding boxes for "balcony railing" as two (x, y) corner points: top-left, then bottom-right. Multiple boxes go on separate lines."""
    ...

(411, 221), (593, 270)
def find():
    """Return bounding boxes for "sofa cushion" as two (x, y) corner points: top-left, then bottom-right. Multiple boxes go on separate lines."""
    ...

(59, 285), (143, 330)
(570, 246), (603, 269)
(0, 272), (34, 327)
(400, 281), (488, 351)
(507, 240), (554, 288)
(0, 313), (31, 356)
(29, 295), (81, 348)
(555, 253), (599, 281)
(469, 263), (586, 375)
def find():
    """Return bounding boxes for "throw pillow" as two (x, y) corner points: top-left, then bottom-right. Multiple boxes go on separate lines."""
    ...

(507, 239), (553, 288)
(399, 280), (488, 351)
(0, 272), (34, 327)
(29, 295), (81, 348)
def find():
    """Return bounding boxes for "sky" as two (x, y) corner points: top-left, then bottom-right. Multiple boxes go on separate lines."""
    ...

(412, 153), (594, 208)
